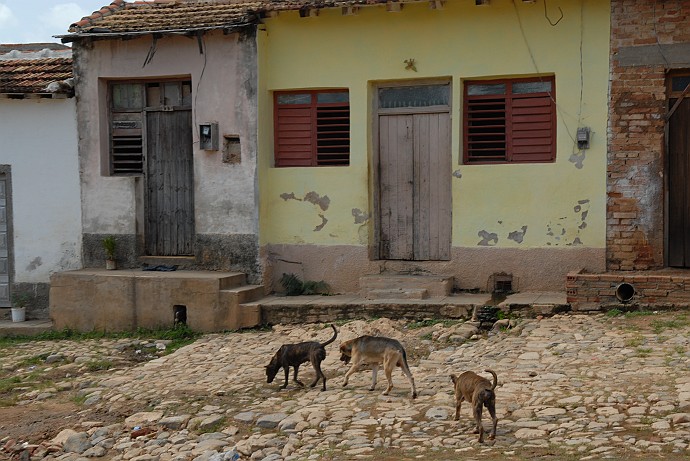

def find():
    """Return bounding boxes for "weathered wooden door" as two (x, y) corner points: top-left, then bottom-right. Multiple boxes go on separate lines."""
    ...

(0, 174), (10, 306)
(668, 92), (690, 267)
(377, 83), (451, 260)
(145, 109), (194, 256)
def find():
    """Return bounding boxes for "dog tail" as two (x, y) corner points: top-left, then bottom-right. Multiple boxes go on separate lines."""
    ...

(321, 324), (338, 347)
(485, 369), (498, 390)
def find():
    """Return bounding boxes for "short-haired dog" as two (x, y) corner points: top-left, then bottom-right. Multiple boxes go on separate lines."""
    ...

(450, 369), (498, 443)
(265, 324), (337, 391)
(339, 335), (417, 399)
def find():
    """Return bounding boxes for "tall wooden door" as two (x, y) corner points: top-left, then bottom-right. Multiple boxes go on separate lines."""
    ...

(377, 83), (451, 260)
(668, 93), (690, 267)
(0, 174), (10, 306)
(145, 109), (194, 256)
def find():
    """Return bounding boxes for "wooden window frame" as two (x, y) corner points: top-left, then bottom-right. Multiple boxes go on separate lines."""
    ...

(463, 76), (556, 165)
(107, 79), (192, 176)
(273, 89), (350, 167)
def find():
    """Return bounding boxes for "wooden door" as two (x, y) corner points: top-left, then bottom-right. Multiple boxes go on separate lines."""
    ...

(668, 97), (690, 266)
(0, 174), (10, 306)
(377, 87), (451, 261)
(145, 109), (194, 256)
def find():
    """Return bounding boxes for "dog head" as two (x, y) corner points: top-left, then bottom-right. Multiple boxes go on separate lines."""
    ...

(265, 349), (283, 383)
(339, 340), (353, 365)
(450, 374), (458, 386)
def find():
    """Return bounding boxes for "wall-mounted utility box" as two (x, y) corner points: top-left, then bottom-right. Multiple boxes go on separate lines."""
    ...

(199, 122), (219, 151)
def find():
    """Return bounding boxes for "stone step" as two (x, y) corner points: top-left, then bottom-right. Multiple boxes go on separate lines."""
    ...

(220, 284), (265, 305)
(366, 288), (429, 300)
(360, 274), (453, 298)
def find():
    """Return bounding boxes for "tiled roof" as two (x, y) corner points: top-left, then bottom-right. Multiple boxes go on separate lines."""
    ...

(68, 0), (264, 35)
(65, 0), (399, 37)
(0, 58), (73, 97)
(0, 43), (70, 54)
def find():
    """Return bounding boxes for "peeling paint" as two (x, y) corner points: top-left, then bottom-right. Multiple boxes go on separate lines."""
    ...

(26, 257), (42, 271)
(304, 191), (330, 211)
(545, 199), (591, 246)
(452, 169), (462, 178)
(507, 226), (528, 244)
(569, 150), (585, 169)
(314, 214), (328, 232)
(280, 192), (301, 202)
(477, 230), (498, 246)
(352, 208), (370, 224)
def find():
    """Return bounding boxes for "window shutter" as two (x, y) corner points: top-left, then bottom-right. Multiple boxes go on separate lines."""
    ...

(465, 97), (507, 162)
(112, 130), (143, 174)
(275, 105), (314, 167)
(316, 104), (350, 166)
(510, 93), (555, 162)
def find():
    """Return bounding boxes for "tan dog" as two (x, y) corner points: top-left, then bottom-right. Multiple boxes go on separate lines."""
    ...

(450, 369), (498, 443)
(339, 335), (417, 399)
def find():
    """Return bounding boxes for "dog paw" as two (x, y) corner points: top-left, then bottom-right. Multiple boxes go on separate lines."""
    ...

(411, 392), (418, 399)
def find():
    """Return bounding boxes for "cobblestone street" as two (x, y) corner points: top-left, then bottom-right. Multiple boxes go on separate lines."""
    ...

(1, 311), (690, 460)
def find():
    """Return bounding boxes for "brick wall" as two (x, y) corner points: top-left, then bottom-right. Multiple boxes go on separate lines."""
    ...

(607, 0), (690, 271)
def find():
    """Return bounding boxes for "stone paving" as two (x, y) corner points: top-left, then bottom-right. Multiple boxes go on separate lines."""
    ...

(1, 312), (690, 460)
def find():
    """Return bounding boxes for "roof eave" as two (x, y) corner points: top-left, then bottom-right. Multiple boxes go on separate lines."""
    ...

(58, 23), (254, 44)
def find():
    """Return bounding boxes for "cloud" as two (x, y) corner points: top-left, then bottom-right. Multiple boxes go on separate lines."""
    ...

(0, 3), (18, 28)
(40, 3), (89, 34)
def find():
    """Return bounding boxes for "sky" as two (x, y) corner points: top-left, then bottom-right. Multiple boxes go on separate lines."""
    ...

(0, 0), (110, 45)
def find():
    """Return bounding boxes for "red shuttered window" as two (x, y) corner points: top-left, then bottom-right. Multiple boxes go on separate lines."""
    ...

(463, 76), (556, 164)
(274, 90), (350, 167)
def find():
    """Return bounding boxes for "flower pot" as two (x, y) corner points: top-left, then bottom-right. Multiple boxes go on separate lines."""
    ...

(106, 259), (117, 270)
(11, 307), (25, 322)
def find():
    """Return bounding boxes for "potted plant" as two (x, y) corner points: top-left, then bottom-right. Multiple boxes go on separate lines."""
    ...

(11, 292), (29, 322)
(102, 236), (117, 270)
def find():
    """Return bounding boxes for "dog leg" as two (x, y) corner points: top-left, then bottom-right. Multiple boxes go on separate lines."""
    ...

(473, 399), (485, 443)
(487, 399), (498, 440)
(382, 361), (394, 396)
(454, 397), (463, 421)
(343, 360), (362, 387)
(309, 360), (327, 391)
(399, 361), (417, 399)
(370, 364), (379, 391)
(280, 366), (289, 389)
(293, 364), (304, 387)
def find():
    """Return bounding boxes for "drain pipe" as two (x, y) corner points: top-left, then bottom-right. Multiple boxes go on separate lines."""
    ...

(615, 283), (635, 303)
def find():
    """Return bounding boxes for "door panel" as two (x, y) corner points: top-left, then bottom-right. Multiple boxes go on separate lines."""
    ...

(145, 110), (194, 256)
(0, 176), (9, 306)
(668, 97), (690, 267)
(378, 110), (451, 261)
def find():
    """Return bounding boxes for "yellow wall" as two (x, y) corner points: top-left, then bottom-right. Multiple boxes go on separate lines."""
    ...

(258, 0), (610, 249)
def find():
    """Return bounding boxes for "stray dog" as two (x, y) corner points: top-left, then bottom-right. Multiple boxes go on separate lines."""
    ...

(450, 369), (498, 443)
(265, 324), (337, 391)
(339, 335), (417, 399)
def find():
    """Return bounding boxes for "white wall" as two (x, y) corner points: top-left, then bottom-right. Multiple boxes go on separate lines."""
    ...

(0, 98), (82, 283)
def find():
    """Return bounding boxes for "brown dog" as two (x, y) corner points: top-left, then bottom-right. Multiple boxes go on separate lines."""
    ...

(265, 324), (337, 391)
(450, 369), (498, 443)
(339, 335), (417, 399)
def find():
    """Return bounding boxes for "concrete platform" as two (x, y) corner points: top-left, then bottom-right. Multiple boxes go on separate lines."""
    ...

(0, 291), (570, 336)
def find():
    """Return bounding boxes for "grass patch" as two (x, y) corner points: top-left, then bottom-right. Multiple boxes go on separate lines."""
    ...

(407, 319), (461, 329)
(625, 335), (645, 348)
(651, 317), (690, 334)
(0, 325), (201, 354)
(635, 347), (653, 357)
(84, 360), (114, 372)
(606, 308), (623, 317)
(0, 376), (22, 393)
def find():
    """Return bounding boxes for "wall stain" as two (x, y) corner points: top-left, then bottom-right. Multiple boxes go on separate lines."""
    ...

(508, 226), (528, 244)
(304, 191), (330, 211)
(545, 199), (590, 246)
(352, 208), (370, 224)
(26, 257), (42, 272)
(452, 169), (462, 179)
(569, 150), (586, 169)
(477, 230), (498, 246)
(314, 214), (328, 232)
(280, 192), (301, 202)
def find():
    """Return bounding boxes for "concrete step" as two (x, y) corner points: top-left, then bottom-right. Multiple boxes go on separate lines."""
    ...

(366, 288), (429, 300)
(360, 274), (453, 298)
(220, 284), (265, 304)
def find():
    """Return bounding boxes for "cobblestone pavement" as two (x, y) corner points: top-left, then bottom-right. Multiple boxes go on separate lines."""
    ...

(1, 312), (690, 461)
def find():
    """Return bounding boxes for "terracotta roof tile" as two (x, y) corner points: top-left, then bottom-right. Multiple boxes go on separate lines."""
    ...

(68, 0), (264, 35)
(65, 0), (400, 37)
(0, 58), (73, 95)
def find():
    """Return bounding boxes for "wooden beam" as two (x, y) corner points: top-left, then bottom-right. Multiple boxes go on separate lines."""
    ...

(430, 0), (444, 10)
